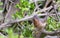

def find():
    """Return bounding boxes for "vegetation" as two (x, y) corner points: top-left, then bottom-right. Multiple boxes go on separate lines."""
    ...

(0, 0), (60, 38)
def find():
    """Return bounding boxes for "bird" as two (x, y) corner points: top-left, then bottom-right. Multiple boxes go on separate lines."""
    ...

(32, 15), (46, 38)
(33, 15), (46, 30)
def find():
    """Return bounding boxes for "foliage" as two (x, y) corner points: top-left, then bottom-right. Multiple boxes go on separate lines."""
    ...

(12, 0), (35, 19)
(46, 17), (60, 31)
(0, 0), (60, 38)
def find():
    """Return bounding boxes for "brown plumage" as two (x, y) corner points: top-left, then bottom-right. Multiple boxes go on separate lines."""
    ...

(33, 15), (46, 38)
(33, 15), (46, 29)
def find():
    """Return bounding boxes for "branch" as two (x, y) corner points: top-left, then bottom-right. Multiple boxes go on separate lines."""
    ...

(0, 13), (60, 29)
(42, 29), (60, 35)
(0, 4), (60, 29)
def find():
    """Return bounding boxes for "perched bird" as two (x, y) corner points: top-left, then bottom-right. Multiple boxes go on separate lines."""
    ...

(33, 15), (46, 29)
(33, 15), (46, 38)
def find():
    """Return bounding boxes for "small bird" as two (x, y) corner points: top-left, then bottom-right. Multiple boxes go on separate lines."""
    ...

(33, 15), (46, 30)
(33, 15), (46, 38)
